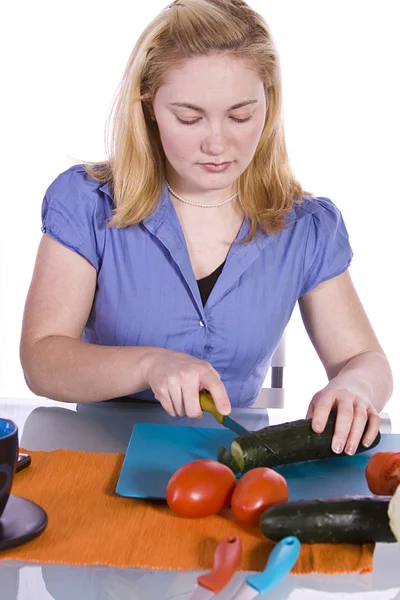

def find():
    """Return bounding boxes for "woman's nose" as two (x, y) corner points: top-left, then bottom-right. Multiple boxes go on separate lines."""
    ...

(200, 123), (228, 156)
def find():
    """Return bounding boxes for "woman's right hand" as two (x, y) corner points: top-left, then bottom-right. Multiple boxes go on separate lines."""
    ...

(140, 348), (231, 418)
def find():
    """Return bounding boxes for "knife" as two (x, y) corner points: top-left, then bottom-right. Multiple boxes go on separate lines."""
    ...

(229, 536), (300, 600)
(188, 535), (242, 600)
(199, 391), (251, 436)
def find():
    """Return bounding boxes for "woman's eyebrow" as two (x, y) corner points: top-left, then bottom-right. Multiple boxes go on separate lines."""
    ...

(169, 99), (259, 112)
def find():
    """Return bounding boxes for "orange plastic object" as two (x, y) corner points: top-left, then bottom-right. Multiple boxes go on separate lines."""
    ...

(197, 536), (242, 593)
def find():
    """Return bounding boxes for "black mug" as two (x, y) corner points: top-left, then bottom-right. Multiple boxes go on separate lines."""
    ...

(0, 418), (18, 519)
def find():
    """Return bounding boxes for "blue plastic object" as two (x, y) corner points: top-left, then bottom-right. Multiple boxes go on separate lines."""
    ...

(245, 536), (300, 594)
(116, 424), (236, 499)
(116, 423), (400, 501)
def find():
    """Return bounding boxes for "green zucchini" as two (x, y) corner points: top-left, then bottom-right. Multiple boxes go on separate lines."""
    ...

(218, 412), (381, 474)
(260, 495), (395, 543)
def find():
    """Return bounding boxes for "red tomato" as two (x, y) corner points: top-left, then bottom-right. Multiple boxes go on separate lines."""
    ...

(365, 451), (400, 495)
(166, 459), (236, 518)
(231, 467), (288, 526)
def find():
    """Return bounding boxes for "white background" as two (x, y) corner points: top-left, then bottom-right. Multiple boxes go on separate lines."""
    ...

(1, 0), (398, 416)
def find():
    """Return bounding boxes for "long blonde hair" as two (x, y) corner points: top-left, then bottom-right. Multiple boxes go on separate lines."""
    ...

(81, 0), (311, 239)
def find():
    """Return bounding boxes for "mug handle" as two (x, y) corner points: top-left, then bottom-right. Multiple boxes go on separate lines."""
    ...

(0, 464), (12, 498)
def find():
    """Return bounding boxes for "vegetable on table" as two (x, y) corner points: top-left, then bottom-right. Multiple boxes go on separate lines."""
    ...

(230, 467), (288, 526)
(365, 451), (400, 495)
(388, 486), (400, 543)
(166, 459), (236, 518)
(260, 495), (396, 543)
(218, 412), (381, 474)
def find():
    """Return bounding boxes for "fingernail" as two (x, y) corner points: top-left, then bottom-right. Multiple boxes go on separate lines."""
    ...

(333, 443), (343, 454)
(345, 445), (355, 455)
(314, 423), (323, 433)
(363, 439), (371, 448)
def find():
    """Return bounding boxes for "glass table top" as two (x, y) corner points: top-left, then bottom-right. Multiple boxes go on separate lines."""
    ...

(1, 396), (399, 600)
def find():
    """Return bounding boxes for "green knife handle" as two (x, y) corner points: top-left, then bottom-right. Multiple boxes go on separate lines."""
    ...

(199, 391), (224, 424)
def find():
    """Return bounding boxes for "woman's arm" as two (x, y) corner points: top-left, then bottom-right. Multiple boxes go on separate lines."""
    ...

(298, 269), (393, 454)
(20, 235), (230, 416)
(20, 235), (157, 403)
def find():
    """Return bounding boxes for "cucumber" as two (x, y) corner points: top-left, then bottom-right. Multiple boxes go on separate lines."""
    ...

(217, 447), (241, 472)
(217, 412), (381, 474)
(260, 495), (395, 543)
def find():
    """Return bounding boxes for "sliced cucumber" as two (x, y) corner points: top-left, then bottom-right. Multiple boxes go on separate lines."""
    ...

(218, 412), (381, 473)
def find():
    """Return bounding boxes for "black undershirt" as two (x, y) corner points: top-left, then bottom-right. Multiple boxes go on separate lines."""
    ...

(196, 261), (225, 305)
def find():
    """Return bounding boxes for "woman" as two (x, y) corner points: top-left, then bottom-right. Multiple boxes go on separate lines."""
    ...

(20, 0), (392, 456)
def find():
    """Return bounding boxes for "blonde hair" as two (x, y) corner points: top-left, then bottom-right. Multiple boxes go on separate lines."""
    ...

(81, 0), (311, 239)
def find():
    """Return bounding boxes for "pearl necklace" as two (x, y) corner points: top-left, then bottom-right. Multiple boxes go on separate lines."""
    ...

(166, 180), (238, 208)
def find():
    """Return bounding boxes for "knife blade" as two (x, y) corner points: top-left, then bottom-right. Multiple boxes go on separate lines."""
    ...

(220, 415), (251, 436)
(199, 391), (251, 436)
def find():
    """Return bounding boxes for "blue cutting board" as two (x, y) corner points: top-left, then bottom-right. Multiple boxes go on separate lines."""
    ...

(116, 423), (400, 501)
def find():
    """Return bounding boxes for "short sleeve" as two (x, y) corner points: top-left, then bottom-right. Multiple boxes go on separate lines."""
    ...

(299, 197), (353, 296)
(41, 166), (107, 271)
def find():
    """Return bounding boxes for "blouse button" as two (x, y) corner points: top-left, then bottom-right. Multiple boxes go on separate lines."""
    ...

(199, 320), (205, 327)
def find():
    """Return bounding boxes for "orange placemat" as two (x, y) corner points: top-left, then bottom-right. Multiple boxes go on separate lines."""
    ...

(1, 448), (374, 574)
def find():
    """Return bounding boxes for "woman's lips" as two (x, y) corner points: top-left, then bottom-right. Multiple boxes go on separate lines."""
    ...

(199, 162), (232, 173)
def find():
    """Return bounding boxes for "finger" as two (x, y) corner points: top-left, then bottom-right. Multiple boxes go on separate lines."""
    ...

(182, 379), (203, 419)
(154, 388), (177, 417)
(169, 384), (185, 417)
(203, 377), (231, 416)
(306, 401), (315, 420)
(362, 410), (381, 448)
(343, 403), (368, 455)
(331, 397), (354, 454)
(309, 391), (335, 433)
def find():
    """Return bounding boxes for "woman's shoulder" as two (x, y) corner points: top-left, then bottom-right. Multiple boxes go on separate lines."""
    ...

(294, 195), (353, 296)
(41, 164), (114, 270)
(289, 194), (344, 224)
(44, 164), (114, 217)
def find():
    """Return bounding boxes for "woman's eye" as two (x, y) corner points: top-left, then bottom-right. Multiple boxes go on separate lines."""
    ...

(176, 116), (252, 126)
(176, 117), (201, 126)
(231, 116), (252, 123)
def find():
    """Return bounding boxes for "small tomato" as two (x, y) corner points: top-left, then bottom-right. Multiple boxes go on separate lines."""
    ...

(365, 451), (400, 495)
(166, 459), (236, 518)
(231, 467), (288, 526)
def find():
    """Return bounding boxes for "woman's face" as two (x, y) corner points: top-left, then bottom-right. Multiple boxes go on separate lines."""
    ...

(152, 54), (267, 195)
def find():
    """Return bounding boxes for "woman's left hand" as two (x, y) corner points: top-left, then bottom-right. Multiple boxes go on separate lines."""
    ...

(306, 384), (381, 455)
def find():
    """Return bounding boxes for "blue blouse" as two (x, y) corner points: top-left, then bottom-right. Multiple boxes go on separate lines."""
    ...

(41, 165), (353, 407)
